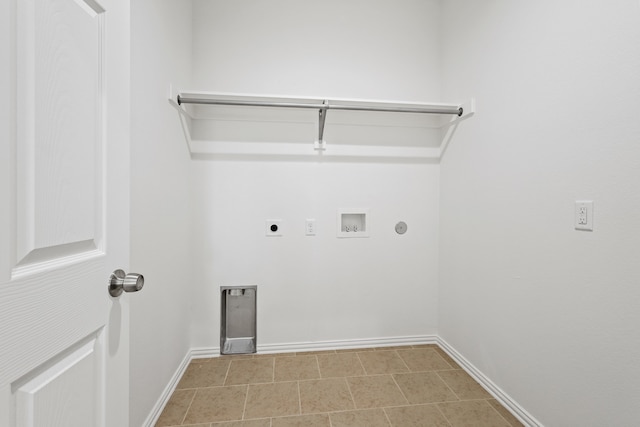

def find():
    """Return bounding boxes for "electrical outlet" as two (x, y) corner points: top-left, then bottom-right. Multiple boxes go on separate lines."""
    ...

(265, 220), (282, 237)
(574, 201), (593, 231)
(305, 219), (316, 236)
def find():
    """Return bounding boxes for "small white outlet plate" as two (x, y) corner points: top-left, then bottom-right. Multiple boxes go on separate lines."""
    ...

(265, 220), (282, 237)
(574, 201), (593, 231)
(305, 219), (316, 236)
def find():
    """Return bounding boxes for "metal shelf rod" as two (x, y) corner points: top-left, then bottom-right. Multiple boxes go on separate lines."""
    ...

(177, 94), (462, 116)
(176, 93), (463, 149)
(330, 103), (462, 116)
(177, 96), (325, 110)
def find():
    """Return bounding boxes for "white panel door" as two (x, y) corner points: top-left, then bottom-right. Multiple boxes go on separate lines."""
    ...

(0, 0), (131, 425)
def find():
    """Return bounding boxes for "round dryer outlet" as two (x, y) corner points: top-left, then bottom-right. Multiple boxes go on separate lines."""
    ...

(395, 221), (407, 235)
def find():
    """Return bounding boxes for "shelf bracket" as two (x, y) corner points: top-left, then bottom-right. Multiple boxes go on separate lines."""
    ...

(314, 100), (329, 151)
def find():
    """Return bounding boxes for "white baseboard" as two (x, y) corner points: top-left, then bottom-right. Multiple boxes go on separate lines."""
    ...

(436, 337), (543, 427)
(193, 335), (438, 359)
(144, 335), (542, 427)
(142, 350), (192, 427)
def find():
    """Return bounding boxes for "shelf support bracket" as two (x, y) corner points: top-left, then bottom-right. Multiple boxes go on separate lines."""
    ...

(314, 100), (329, 151)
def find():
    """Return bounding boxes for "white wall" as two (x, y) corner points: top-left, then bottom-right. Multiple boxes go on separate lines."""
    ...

(130, 2), (640, 424)
(189, 0), (443, 349)
(439, 1), (640, 426)
(191, 161), (440, 347)
(130, 1), (193, 426)
(191, 0), (442, 101)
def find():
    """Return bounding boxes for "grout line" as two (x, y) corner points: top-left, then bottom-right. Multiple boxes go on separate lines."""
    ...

(382, 407), (394, 426)
(433, 403), (454, 427)
(271, 357), (275, 383)
(389, 374), (411, 406)
(354, 351), (367, 375)
(435, 371), (462, 401)
(296, 381), (302, 415)
(179, 388), (198, 426)
(316, 354), (326, 379)
(313, 354), (321, 379)
(222, 358), (232, 386)
(395, 349), (411, 372)
(434, 346), (459, 370)
(342, 376), (357, 412)
(347, 372), (405, 379)
(241, 384), (250, 420)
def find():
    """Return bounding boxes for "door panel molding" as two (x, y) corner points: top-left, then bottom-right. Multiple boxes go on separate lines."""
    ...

(0, 259), (105, 387)
(12, 240), (101, 280)
(14, 0), (106, 273)
(14, 331), (105, 427)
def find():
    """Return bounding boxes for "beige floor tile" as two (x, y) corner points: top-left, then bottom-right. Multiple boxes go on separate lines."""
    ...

(437, 370), (491, 400)
(438, 400), (511, 427)
(317, 352), (365, 378)
(177, 360), (231, 389)
(162, 345), (519, 427)
(211, 419), (270, 427)
(221, 354), (256, 360)
(244, 381), (300, 419)
(275, 355), (320, 381)
(299, 378), (355, 413)
(255, 352), (294, 358)
(347, 375), (408, 409)
(393, 372), (459, 404)
(411, 344), (438, 349)
(397, 349), (452, 372)
(358, 351), (409, 375)
(384, 404), (451, 427)
(330, 408), (391, 426)
(155, 389), (196, 426)
(191, 357), (218, 363)
(336, 347), (375, 353)
(373, 346), (413, 351)
(486, 399), (524, 427)
(271, 413), (331, 427)
(183, 386), (247, 424)
(296, 350), (336, 356)
(434, 348), (460, 369)
(225, 358), (274, 385)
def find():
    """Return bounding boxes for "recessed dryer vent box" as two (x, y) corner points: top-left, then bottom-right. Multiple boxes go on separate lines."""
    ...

(220, 286), (257, 355)
(337, 209), (369, 238)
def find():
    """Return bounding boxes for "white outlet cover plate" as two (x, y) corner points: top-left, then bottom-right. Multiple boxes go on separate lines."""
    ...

(265, 220), (282, 236)
(305, 219), (316, 236)
(574, 201), (594, 231)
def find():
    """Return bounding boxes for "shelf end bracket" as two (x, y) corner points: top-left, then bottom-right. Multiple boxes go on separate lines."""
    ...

(315, 100), (329, 151)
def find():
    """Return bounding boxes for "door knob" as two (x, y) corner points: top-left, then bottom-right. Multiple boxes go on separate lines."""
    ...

(108, 269), (144, 297)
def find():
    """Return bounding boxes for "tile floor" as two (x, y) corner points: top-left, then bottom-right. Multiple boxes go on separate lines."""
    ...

(155, 344), (523, 427)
